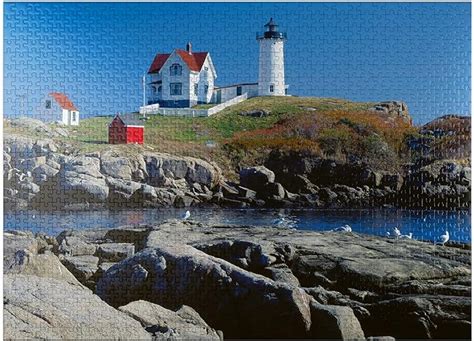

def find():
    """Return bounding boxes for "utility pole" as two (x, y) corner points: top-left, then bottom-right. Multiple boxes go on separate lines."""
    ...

(142, 73), (146, 119)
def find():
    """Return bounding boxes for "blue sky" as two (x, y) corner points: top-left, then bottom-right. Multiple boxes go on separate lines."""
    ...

(4, 2), (471, 124)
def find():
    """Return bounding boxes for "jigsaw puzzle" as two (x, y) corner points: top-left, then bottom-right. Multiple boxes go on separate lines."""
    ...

(3, 2), (471, 339)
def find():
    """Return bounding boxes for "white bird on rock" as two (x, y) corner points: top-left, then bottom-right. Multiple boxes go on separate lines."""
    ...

(435, 231), (450, 246)
(332, 224), (352, 232)
(399, 232), (413, 240)
(181, 210), (191, 220)
(386, 226), (401, 239)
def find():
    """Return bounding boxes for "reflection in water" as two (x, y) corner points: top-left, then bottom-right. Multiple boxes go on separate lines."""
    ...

(3, 208), (471, 243)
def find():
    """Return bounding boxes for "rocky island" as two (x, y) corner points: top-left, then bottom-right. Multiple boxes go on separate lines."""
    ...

(3, 98), (471, 211)
(4, 220), (471, 339)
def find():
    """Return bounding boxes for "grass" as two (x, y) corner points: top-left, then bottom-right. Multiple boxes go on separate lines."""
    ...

(192, 104), (215, 109)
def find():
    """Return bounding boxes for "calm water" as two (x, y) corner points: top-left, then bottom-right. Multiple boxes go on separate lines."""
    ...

(4, 208), (471, 244)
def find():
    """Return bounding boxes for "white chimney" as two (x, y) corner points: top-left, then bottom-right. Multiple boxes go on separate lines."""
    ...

(186, 42), (192, 54)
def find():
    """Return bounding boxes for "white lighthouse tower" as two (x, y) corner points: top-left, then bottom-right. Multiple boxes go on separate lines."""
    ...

(257, 18), (287, 96)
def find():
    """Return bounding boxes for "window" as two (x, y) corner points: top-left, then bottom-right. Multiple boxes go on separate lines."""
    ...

(72, 112), (76, 121)
(45, 100), (51, 109)
(170, 83), (182, 96)
(204, 67), (209, 71)
(270, 85), (274, 93)
(170, 63), (182, 76)
(157, 86), (162, 93)
(236, 86), (242, 96)
(194, 83), (198, 96)
(204, 85), (209, 95)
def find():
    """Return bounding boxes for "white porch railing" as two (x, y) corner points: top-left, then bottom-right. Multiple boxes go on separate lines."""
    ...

(138, 93), (248, 117)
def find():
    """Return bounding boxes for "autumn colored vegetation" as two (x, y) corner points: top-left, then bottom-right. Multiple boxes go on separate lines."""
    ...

(226, 108), (416, 172)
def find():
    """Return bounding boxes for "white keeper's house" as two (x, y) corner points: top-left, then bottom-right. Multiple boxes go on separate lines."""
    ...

(144, 18), (288, 112)
(38, 92), (80, 125)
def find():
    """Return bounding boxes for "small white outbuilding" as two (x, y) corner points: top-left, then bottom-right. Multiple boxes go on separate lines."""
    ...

(38, 92), (80, 126)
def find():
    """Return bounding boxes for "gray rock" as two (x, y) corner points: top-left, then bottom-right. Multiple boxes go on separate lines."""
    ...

(309, 302), (365, 339)
(32, 163), (59, 184)
(4, 135), (36, 162)
(4, 250), (82, 286)
(263, 263), (301, 287)
(61, 255), (99, 283)
(129, 184), (158, 206)
(4, 231), (39, 261)
(59, 155), (109, 203)
(119, 300), (221, 340)
(260, 182), (286, 199)
(4, 274), (152, 340)
(97, 244), (312, 338)
(57, 235), (98, 256)
(101, 153), (133, 180)
(144, 152), (220, 189)
(96, 242), (135, 262)
(33, 138), (58, 155)
(240, 166), (275, 191)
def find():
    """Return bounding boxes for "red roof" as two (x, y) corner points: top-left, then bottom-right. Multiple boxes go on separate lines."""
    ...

(49, 92), (78, 111)
(148, 49), (208, 73)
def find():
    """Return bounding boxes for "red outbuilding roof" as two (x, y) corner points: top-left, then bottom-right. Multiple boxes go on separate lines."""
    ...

(49, 92), (78, 111)
(148, 49), (208, 74)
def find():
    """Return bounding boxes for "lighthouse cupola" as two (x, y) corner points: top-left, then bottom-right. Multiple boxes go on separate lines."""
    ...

(257, 18), (287, 96)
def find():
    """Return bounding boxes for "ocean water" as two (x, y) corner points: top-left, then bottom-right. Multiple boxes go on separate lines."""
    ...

(4, 208), (471, 244)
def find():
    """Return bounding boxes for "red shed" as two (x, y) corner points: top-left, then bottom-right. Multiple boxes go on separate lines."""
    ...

(109, 113), (145, 144)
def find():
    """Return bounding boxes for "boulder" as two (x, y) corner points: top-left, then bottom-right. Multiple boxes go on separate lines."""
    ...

(101, 153), (133, 180)
(381, 173), (404, 191)
(19, 156), (46, 173)
(97, 244), (312, 338)
(144, 152), (220, 189)
(33, 138), (58, 155)
(129, 184), (158, 206)
(240, 166), (275, 191)
(309, 302), (365, 339)
(57, 234), (98, 256)
(4, 231), (39, 261)
(32, 163), (59, 184)
(119, 300), (221, 340)
(260, 182), (286, 199)
(58, 155), (109, 203)
(4, 274), (152, 340)
(263, 263), (301, 287)
(4, 135), (36, 163)
(4, 250), (82, 286)
(61, 255), (99, 284)
(96, 242), (135, 262)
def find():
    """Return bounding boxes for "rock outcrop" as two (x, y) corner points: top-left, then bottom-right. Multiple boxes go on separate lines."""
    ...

(4, 133), (222, 210)
(118, 300), (222, 340)
(96, 244), (313, 338)
(4, 274), (152, 340)
(24, 220), (469, 339)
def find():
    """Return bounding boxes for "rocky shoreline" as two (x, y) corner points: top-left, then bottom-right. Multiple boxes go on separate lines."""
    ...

(4, 221), (471, 339)
(4, 133), (471, 211)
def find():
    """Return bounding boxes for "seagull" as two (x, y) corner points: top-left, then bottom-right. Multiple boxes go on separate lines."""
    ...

(399, 232), (413, 239)
(272, 216), (297, 228)
(332, 224), (352, 232)
(435, 231), (450, 246)
(386, 226), (401, 239)
(181, 210), (191, 220)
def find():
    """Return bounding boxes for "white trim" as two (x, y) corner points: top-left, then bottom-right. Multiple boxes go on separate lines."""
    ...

(124, 125), (145, 128)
